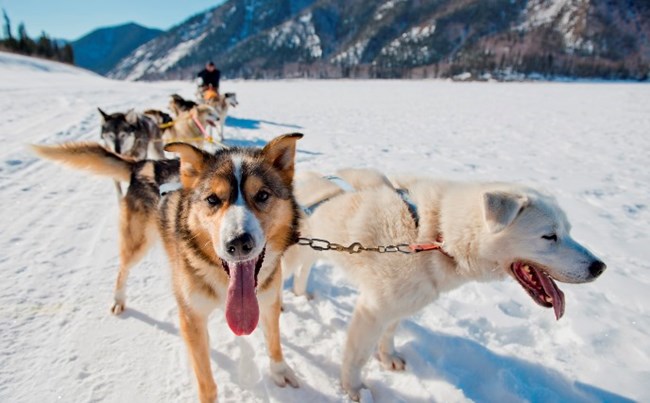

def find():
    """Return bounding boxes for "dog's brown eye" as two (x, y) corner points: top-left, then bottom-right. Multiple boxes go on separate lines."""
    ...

(206, 194), (221, 206)
(542, 234), (557, 242)
(255, 190), (270, 204)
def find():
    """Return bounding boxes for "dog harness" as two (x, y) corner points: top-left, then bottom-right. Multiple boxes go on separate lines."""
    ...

(301, 176), (354, 216)
(159, 182), (183, 196)
(299, 176), (455, 257)
(302, 176), (420, 228)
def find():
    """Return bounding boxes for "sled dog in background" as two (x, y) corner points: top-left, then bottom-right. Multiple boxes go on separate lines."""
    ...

(143, 109), (173, 127)
(32, 133), (304, 403)
(168, 93), (197, 116)
(283, 168), (607, 400)
(147, 105), (220, 150)
(205, 92), (238, 141)
(97, 108), (164, 199)
(168, 104), (219, 148)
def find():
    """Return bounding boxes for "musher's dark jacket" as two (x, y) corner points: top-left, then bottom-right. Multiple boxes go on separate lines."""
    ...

(197, 68), (221, 89)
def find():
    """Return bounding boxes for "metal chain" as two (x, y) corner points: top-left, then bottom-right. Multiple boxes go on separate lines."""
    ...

(297, 237), (414, 254)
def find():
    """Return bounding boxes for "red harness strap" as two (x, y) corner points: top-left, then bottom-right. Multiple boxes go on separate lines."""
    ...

(409, 242), (443, 252)
(191, 114), (212, 141)
(408, 235), (452, 258)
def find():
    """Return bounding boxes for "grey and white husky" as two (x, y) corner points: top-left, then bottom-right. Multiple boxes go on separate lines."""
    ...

(97, 108), (164, 198)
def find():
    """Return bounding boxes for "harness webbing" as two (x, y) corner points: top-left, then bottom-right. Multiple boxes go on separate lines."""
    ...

(298, 177), (453, 258)
(302, 176), (420, 228)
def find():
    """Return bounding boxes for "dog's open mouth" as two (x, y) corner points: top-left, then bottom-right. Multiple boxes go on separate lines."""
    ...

(221, 248), (265, 336)
(511, 261), (565, 320)
(206, 119), (217, 127)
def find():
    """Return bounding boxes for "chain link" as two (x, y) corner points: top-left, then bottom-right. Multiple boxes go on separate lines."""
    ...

(297, 237), (414, 254)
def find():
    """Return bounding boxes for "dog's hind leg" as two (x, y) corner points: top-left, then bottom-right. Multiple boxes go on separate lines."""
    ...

(292, 254), (315, 299)
(111, 204), (156, 314)
(217, 119), (225, 142)
(281, 245), (314, 298)
(376, 320), (406, 371)
(178, 305), (217, 403)
(341, 294), (388, 401)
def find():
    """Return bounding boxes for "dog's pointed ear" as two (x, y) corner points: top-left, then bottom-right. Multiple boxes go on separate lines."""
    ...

(98, 108), (109, 122)
(262, 133), (303, 185)
(125, 109), (138, 125)
(164, 143), (207, 189)
(483, 191), (528, 233)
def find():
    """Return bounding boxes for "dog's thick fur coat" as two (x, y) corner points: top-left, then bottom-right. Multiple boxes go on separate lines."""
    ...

(33, 134), (303, 402)
(284, 168), (607, 400)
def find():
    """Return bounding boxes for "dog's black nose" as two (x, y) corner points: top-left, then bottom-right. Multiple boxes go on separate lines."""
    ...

(589, 260), (606, 278)
(226, 233), (255, 258)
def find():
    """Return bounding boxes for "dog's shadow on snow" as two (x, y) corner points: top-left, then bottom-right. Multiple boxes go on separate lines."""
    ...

(121, 308), (333, 401)
(225, 116), (302, 131)
(223, 136), (322, 158)
(398, 321), (634, 403)
(223, 117), (322, 157)
(120, 308), (236, 370)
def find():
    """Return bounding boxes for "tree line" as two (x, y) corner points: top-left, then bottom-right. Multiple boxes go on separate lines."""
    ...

(1, 9), (74, 64)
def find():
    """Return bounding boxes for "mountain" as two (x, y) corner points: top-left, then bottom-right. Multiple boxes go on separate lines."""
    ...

(109, 0), (650, 81)
(72, 22), (163, 75)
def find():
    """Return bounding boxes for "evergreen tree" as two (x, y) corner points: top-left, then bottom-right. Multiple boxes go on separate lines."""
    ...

(61, 43), (74, 64)
(1, 9), (18, 50)
(0, 11), (73, 65)
(36, 32), (52, 58)
(2, 8), (11, 40)
(17, 22), (36, 55)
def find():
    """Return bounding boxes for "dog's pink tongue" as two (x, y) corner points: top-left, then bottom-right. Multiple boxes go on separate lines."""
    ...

(539, 273), (566, 320)
(225, 260), (259, 336)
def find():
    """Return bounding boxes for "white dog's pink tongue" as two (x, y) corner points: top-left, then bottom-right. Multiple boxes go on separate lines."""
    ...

(225, 260), (259, 336)
(539, 273), (565, 320)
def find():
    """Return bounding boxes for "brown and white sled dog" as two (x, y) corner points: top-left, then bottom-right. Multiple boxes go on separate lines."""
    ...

(283, 168), (607, 401)
(32, 133), (303, 402)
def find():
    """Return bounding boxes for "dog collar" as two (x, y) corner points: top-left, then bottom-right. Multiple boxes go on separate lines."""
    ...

(160, 182), (183, 196)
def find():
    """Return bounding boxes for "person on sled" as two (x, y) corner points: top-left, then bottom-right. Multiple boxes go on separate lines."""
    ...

(196, 61), (220, 101)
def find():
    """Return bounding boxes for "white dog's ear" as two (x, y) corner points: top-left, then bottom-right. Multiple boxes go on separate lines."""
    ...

(125, 109), (138, 124)
(483, 191), (528, 233)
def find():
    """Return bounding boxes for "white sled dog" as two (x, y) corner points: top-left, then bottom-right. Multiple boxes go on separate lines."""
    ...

(283, 168), (607, 400)
(206, 92), (238, 141)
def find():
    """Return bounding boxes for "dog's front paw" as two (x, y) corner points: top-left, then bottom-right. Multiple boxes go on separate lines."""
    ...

(111, 300), (125, 315)
(377, 351), (406, 371)
(270, 360), (299, 388)
(342, 381), (368, 402)
(341, 367), (366, 401)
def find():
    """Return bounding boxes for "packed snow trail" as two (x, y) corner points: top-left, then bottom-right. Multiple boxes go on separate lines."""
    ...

(0, 52), (647, 402)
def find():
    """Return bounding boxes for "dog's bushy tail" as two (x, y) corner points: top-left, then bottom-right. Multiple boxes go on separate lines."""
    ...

(31, 142), (134, 182)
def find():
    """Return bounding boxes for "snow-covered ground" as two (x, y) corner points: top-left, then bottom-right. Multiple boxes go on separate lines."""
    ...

(1, 51), (648, 403)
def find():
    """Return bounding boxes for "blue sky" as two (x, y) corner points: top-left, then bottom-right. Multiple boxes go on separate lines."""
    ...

(0, 0), (225, 40)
